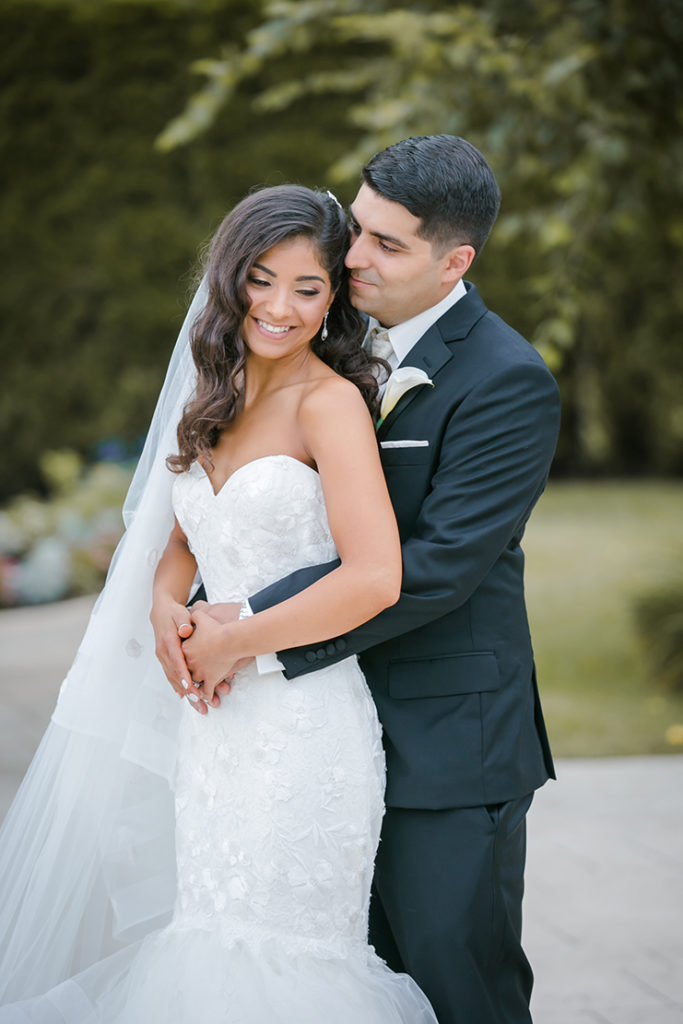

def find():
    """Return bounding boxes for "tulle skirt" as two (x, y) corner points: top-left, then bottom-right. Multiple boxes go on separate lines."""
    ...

(0, 699), (438, 1023)
(2, 928), (436, 1023)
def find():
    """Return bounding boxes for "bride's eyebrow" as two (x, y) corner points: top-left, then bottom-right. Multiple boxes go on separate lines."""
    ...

(251, 262), (326, 284)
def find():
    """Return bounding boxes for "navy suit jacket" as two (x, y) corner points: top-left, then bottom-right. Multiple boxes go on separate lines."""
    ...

(251, 283), (561, 810)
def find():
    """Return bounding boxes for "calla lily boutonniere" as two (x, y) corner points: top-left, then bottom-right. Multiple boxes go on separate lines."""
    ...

(377, 366), (434, 428)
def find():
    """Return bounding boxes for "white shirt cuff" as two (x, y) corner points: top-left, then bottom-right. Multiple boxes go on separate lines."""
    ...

(240, 600), (286, 675)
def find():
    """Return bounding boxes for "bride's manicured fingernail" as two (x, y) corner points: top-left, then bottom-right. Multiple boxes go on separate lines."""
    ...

(181, 679), (189, 689)
(187, 693), (199, 703)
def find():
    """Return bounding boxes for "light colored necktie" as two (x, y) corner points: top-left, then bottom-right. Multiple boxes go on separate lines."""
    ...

(367, 326), (395, 364)
(366, 326), (395, 400)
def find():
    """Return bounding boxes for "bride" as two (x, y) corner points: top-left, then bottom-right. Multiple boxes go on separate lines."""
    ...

(0, 186), (437, 1022)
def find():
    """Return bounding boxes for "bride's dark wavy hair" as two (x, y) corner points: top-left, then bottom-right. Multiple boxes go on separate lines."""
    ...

(168, 185), (384, 474)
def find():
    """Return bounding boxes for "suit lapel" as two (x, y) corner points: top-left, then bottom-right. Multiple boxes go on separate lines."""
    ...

(377, 324), (450, 438)
(376, 283), (488, 439)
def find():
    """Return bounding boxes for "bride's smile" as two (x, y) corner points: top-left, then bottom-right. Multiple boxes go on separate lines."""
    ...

(243, 236), (333, 359)
(254, 318), (295, 336)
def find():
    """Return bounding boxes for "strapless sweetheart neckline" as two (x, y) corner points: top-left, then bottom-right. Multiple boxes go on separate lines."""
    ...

(196, 453), (319, 498)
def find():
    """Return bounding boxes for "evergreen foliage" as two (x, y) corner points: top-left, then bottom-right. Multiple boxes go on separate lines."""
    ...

(2, 0), (682, 499)
(0, 0), (360, 498)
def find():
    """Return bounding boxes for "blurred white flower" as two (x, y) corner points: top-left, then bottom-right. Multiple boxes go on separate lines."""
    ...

(16, 536), (71, 604)
(0, 453), (132, 606)
(0, 512), (25, 557)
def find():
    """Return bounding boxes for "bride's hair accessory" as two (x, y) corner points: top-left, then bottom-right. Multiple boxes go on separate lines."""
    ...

(325, 189), (343, 210)
(321, 311), (329, 342)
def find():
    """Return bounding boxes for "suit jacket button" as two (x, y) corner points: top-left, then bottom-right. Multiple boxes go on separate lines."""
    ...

(326, 643), (336, 656)
(316, 648), (326, 660)
(335, 638), (347, 652)
(305, 651), (317, 663)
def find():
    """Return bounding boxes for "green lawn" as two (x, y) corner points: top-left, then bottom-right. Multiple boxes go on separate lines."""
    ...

(524, 481), (683, 757)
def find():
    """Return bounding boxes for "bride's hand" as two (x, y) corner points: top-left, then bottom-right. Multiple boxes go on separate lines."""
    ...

(150, 598), (214, 714)
(183, 609), (246, 700)
(184, 601), (244, 702)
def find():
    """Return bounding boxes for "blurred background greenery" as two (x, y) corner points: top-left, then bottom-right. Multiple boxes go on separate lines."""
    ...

(0, 0), (681, 753)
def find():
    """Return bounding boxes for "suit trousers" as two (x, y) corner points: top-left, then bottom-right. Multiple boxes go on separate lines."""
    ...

(369, 795), (534, 1024)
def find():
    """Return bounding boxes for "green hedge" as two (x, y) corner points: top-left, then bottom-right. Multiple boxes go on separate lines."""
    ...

(0, 0), (362, 499)
(3, 0), (682, 498)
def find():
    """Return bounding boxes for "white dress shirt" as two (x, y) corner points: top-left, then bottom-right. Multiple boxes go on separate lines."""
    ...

(365, 278), (467, 370)
(252, 278), (468, 675)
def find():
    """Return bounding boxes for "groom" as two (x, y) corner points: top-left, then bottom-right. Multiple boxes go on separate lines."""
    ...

(182, 135), (560, 1023)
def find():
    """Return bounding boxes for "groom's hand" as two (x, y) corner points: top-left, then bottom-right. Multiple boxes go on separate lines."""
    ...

(191, 599), (241, 627)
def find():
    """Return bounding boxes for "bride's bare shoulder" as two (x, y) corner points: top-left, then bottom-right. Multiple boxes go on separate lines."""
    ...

(299, 371), (369, 418)
(297, 374), (373, 465)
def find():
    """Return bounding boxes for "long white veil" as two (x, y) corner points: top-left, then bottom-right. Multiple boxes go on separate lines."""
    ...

(0, 280), (207, 1003)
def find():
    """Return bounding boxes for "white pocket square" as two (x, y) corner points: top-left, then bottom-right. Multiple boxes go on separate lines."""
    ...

(380, 440), (429, 448)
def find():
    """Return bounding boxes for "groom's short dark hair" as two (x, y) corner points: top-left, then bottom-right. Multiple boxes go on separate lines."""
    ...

(362, 135), (501, 258)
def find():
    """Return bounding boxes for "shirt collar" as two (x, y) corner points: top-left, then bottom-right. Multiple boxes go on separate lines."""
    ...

(365, 278), (467, 365)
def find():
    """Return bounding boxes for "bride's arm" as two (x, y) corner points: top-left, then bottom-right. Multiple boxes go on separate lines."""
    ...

(183, 379), (401, 693)
(150, 518), (211, 706)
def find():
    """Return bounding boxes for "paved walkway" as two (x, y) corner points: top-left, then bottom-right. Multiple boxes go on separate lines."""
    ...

(526, 757), (682, 1023)
(1, 598), (682, 1023)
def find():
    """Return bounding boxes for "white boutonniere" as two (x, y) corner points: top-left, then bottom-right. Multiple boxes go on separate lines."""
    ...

(378, 367), (434, 427)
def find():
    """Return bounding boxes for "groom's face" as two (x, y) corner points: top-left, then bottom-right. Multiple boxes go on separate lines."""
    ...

(345, 184), (462, 328)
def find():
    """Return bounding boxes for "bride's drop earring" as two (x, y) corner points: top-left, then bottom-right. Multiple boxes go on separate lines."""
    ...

(321, 312), (329, 341)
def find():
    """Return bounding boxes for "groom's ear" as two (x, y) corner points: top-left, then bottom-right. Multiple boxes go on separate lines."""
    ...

(441, 244), (475, 283)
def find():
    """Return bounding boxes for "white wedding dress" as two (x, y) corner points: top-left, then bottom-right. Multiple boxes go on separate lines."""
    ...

(1, 455), (436, 1023)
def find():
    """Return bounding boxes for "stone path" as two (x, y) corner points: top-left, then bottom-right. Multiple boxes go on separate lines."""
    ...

(0, 595), (96, 814)
(1, 597), (682, 1023)
(526, 757), (683, 1023)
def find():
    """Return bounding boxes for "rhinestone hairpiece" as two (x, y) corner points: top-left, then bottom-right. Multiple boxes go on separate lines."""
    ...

(325, 189), (343, 210)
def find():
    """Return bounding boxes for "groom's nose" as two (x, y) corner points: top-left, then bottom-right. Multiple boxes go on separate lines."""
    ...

(345, 232), (370, 270)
